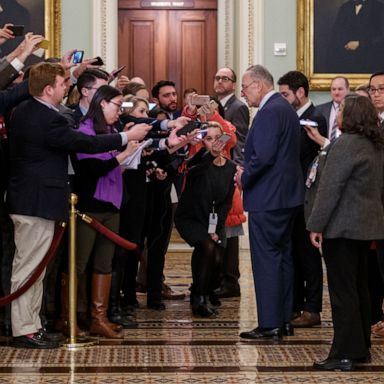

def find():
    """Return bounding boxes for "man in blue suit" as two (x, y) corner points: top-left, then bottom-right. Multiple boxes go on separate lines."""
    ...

(235, 65), (303, 340)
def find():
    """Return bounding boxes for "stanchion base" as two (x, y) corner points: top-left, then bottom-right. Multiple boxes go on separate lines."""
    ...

(63, 337), (98, 350)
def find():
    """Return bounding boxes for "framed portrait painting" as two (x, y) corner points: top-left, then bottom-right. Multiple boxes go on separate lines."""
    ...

(0, 0), (61, 59)
(297, 0), (384, 90)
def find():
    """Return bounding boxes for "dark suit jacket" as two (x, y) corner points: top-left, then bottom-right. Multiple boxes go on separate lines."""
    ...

(223, 94), (249, 165)
(299, 103), (327, 180)
(7, 98), (123, 222)
(241, 92), (304, 212)
(306, 133), (384, 240)
(0, 80), (29, 115)
(0, 59), (20, 90)
(316, 101), (332, 133)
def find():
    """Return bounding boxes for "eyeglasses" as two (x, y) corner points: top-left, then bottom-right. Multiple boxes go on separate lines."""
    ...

(214, 75), (235, 82)
(368, 86), (384, 95)
(109, 101), (124, 112)
(241, 81), (256, 91)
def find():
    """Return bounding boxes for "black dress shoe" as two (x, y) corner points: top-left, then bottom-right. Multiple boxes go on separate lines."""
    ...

(109, 312), (138, 329)
(313, 358), (355, 371)
(12, 333), (60, 349)
(39, 328), (66, 343)
(240, 327), (283, 340)
(214, 286), (240, 298)
(283, 322), (294, 336)
(209, 292), (221, 307)
(147, 301), (166, 310)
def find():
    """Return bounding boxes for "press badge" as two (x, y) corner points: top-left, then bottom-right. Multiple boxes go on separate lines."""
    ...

(208, 213), (218, 234)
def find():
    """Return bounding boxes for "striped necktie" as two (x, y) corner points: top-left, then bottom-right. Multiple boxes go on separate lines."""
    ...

(329, 104), (339, 142)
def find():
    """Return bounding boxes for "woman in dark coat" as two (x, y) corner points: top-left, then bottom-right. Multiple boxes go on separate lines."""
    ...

(175, 122), (236, 317)
(306, 94), (384, 371)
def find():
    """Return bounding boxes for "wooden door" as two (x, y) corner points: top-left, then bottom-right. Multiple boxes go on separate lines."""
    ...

(118, 1), (217, 100)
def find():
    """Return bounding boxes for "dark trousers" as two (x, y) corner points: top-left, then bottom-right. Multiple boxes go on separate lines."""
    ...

(248, 208), (297, 328)
(292, 209), (323, 313)
(220, 236), (240, 291)
(145, 181), (173, 302)
(191, 237), (224, 296)
(367, 249), (384, 324)
(323, 238), (371, 360)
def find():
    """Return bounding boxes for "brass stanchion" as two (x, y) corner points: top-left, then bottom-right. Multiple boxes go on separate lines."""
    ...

(64, 193), (97, 349)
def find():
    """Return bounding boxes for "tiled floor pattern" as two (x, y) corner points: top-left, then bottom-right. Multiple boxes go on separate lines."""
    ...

(0, 249), (383, 383)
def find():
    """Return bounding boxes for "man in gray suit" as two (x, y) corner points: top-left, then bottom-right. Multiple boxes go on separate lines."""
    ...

(316, 77), (349, 140)
(213, 67), (249, 298)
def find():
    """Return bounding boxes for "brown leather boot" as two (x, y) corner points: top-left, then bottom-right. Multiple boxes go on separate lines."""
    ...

(89, 273), (123, 339)
(55, 273), (86, 337)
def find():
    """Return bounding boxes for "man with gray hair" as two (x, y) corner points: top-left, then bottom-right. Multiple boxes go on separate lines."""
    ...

(235, 65), (303, 340)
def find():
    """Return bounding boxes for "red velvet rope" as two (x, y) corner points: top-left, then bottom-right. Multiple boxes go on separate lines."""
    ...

(0, 223), (66, 307)
(77, 213), (138, 251)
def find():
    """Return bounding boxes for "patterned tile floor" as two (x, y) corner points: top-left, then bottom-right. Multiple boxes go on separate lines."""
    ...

(0, 248), (383, 383)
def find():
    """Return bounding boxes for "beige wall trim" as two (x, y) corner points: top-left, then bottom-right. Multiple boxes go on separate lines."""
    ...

(92, 0), (118, 71)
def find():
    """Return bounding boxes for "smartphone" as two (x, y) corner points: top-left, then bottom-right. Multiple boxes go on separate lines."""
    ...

(198, 99), (218, 115)
(299, 119), (318, 127)
(191, 94), (210, 106)
(72, 50), (84, 64)
(148, 103), (157, 111)
(8, 25), (24, 36)
(218, 133), (232, 143)
(92, 56), (104, 66)
(176, 121), (201, 136)
(196, 129), (208, 140)
(110, 65), (126, 79)
(37, 39), (50, 50)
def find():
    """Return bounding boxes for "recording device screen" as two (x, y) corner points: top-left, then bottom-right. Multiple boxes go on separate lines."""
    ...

(72, 50), (84, 64)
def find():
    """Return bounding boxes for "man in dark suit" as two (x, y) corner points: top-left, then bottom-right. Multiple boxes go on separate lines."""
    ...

(316, 77), (349, 140)
(7, 62), (150, 348)
(278, 70), (327, 328)
(236, 65), (303, 340)
(213, 67), (250, 298)
(213, 67), (249, 165)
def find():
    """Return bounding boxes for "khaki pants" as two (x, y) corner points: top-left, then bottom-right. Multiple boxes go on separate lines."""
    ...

(10, 214), (54, 337)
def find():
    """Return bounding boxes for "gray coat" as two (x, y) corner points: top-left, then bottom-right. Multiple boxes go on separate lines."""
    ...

(306, 133), (384, 240)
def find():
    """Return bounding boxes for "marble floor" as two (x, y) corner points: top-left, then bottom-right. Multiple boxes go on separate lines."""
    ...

(0, 247), (383, 383)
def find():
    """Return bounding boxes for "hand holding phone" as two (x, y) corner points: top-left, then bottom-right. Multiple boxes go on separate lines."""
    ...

(300, 119), (318, 128)
(218, 133), (231, 143)
(72, 50), (84, 64)
(110, 65), (126, 80)
(191, 94), (210, 106)
(176, 121), (201, 136)
(8, 25), (24, 36)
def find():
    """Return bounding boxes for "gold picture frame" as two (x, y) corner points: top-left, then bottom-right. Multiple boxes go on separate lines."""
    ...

(45, 0), (62, 58)
(297, 0), (371, 91)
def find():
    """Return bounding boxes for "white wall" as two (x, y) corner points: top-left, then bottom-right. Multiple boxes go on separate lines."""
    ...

(61, 0), (93, 56)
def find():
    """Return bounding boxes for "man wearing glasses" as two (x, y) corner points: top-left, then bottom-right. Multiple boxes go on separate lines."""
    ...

(369, 72), (384, 123)
(368, 72), (384, 338)
(235, 65), (303, 340)
(70, 68), (109, 124)
(213, 68), (249, 166)
(213, 67), (249, 299)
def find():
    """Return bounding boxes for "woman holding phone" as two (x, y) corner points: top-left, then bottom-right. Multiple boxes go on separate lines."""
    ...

(306, 94), (384, 371)
(175, 122), (236, 317)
